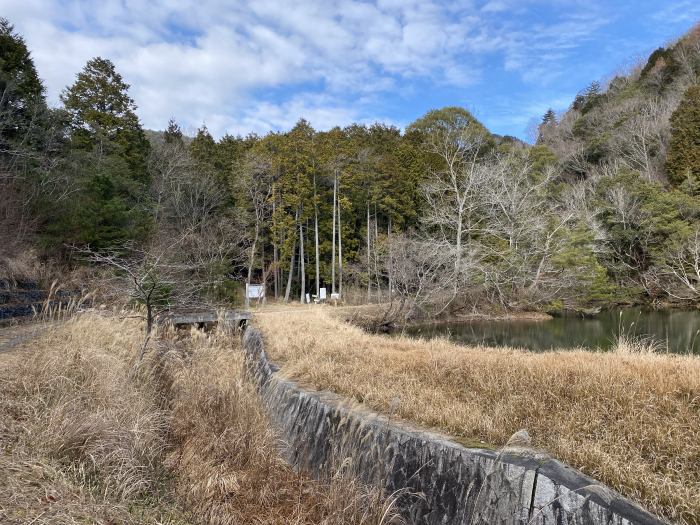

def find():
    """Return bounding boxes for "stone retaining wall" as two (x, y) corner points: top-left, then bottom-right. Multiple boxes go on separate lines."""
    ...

(242, 327), (668, 525)
(0, 279), (76, 323)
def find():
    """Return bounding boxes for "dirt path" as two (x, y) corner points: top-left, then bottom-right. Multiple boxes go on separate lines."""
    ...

(0, 322), (46, 354)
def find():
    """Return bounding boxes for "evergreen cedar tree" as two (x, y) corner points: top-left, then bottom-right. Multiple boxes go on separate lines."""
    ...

(49, 57), (152, 250)
(0, 18), (46, 147)
(60, 57), (150, 185)
(0, 18), (44, 105)
(667, 84), (700, 190)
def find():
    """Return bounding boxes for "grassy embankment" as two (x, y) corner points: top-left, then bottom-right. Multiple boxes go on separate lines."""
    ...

(255, 306), (700, 525)
(0, 313), (401, 525)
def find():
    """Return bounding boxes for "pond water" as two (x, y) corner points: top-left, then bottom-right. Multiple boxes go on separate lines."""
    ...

(404, 308), (700, 354)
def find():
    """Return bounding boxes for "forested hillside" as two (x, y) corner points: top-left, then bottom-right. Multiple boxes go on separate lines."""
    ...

(2, 17), (700, 316)
(536, 23), (700, 307)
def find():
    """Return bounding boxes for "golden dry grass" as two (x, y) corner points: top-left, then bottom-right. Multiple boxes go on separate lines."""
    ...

(0, 313), (401, 525)
(0, 315), (180, 524)
(163, 329), (403, 525)
(255, 307), (700, 525)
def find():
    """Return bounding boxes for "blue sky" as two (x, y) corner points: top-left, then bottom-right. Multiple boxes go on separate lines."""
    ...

(2, 0), (699, 140)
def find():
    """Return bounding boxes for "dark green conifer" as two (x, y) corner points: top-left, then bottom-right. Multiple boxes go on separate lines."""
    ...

(666, 84), (700, 188)
(0, 18), (46, 145)
(53, 57), (152, 249)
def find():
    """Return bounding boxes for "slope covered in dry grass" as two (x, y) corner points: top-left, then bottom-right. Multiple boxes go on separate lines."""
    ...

(255, 307), (700, 525)
(0, 313), (401, 525)
(0, 315), (179, 524)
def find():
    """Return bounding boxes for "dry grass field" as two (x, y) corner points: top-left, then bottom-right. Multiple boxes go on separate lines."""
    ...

(0, 313), (401, 525)
(255, 307), (700, 525)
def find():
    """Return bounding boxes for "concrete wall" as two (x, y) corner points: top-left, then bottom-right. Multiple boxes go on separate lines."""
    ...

(242, 327), (668, 525)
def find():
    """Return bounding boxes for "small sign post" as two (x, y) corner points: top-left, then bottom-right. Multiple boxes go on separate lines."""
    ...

(245, 283), (265, 307)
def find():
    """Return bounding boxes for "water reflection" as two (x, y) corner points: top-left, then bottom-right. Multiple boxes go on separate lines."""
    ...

(404, 308), (700, 354)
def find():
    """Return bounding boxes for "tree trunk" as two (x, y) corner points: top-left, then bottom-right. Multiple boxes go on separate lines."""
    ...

(331, 172), (337, 295)
(272, 187), (279, 300)
(246, 220), (259, 307)
(374, 202), (381, 301)
(338, 189), (343, 299)
(387, 216), (392, 299)
(455, 209), (463, 297)
(284, 242), (295, 303)
(314, 174), (320, 297)
(260, 237), (266, 304)
(367, 202), (371, 302)
(146, 304), (154, 339)
(140, 303), (153, 361)
(273, 243), (279, 300)
(299, 216), (306, 303)
(284, 209), (298, 303)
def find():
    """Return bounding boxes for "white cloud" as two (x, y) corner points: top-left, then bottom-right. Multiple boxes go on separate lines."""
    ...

(0, 0), (620, 137)
(481, 1), (508, 13)
(3, 0), (488, 135)
(484, 3), (612, 84)
(652, 1), (700, 26)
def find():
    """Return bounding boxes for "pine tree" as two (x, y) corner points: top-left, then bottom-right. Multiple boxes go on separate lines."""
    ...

(537, 109), (557, 144)
(0, 18), (43, 102)
(0, 18), (46, 146)
(542, 109), (556, 126)
(163, 118), (183, 144)
(53, 57), (152, 249)
(275, 119), (316, 300)
(61, 57), (149, 183)
(666, 84), (700, 188)
(572, 82), (603, 113)
(0, 18), (52, 251)
(190, 125), (216, 162)
(190, 124), (225, 182)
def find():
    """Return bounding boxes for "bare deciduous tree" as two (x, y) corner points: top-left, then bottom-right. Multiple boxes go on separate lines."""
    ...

(81, 240), (203, 360)
(649, 228), (700, 301)
(235, 152), (273, 304)
(421, 129), (488, 303)
(610, 98), (673, 181)
(149, 132), (247, 298)
(381, 233), (456, 325)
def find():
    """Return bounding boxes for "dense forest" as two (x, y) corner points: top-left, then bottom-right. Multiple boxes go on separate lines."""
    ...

(2, 17), (700, 317)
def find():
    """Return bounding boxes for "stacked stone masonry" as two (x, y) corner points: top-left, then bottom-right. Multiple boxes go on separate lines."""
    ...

(242, 327), (669, 525)
(0, 279), (74, 322)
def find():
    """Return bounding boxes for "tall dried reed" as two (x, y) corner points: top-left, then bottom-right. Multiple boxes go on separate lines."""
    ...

(0, 312), (401, 524)
(163, 328), (403, 525)
(0, 315), (181, 524)
(33, 280), (94, 322)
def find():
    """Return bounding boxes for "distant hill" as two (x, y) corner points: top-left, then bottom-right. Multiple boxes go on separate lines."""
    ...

(537, 22), (700, 187)
(145, 128), (194, 146)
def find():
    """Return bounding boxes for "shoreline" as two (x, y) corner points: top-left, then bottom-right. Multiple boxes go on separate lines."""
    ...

(410, 310), (553, 326)
(332, 303), (553, 332)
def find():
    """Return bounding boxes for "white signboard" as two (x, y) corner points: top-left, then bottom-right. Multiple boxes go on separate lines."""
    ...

(319, 287), (327, 300)
(246, 284), (265, 299)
